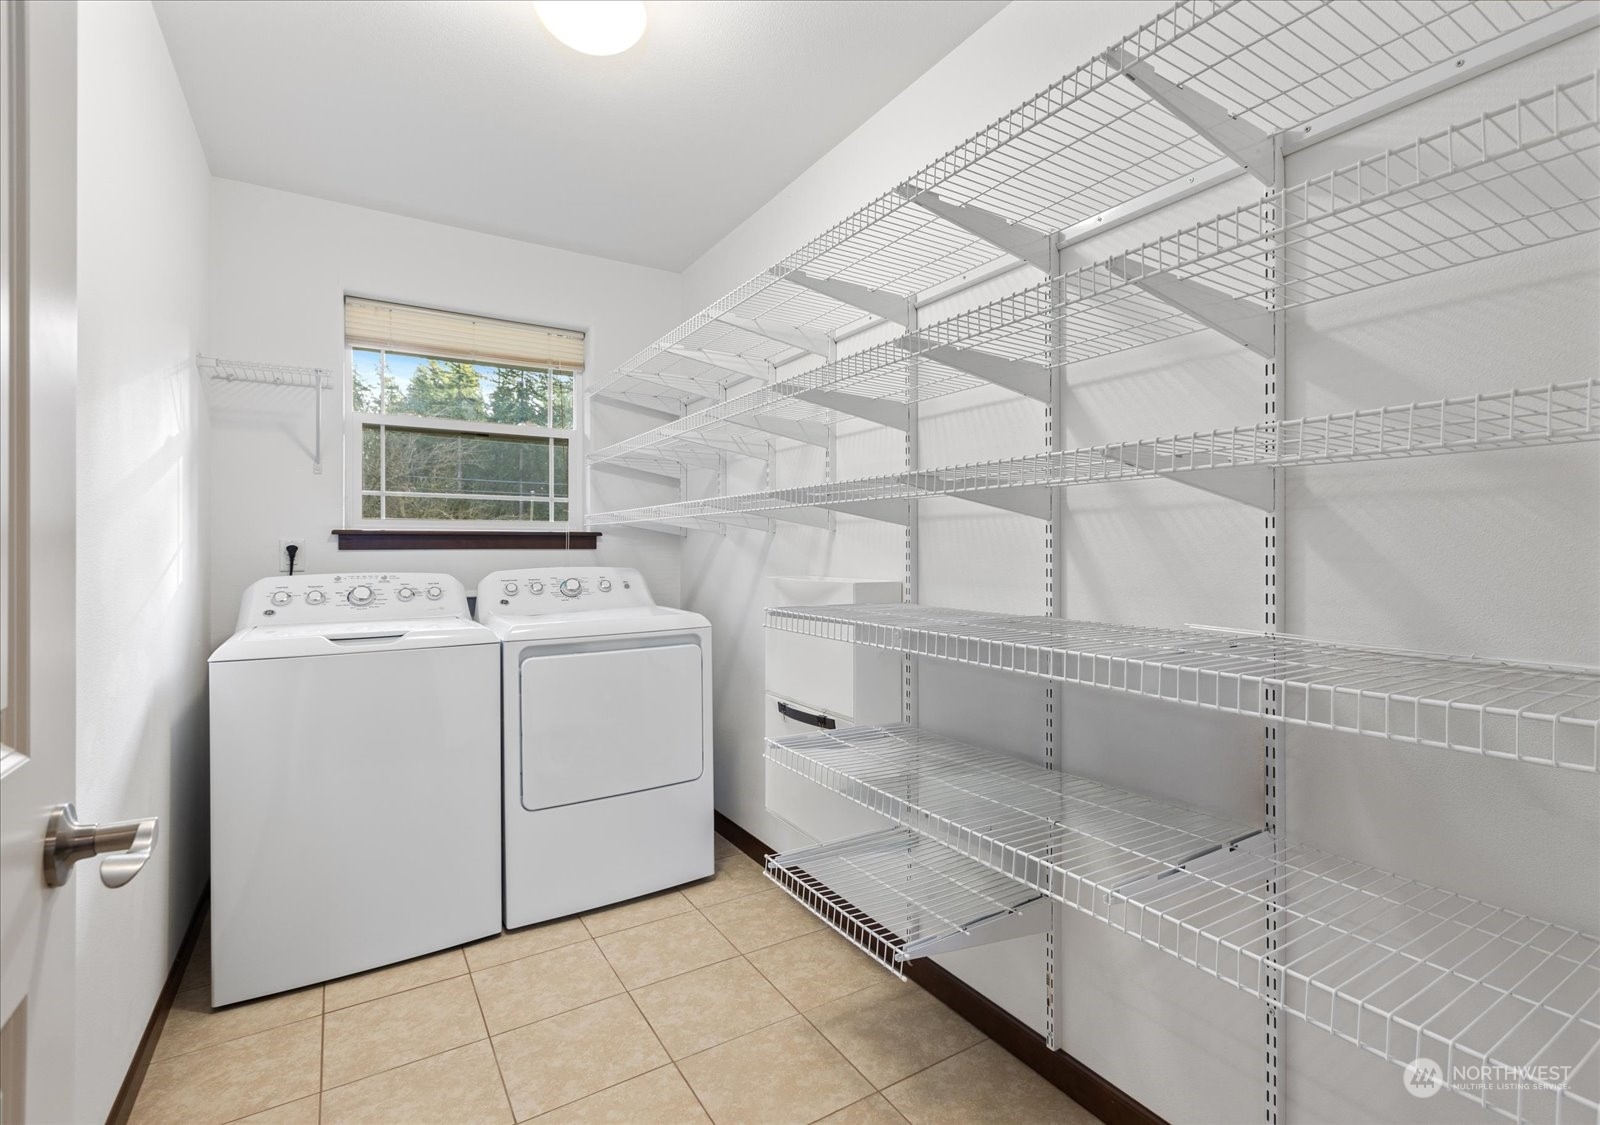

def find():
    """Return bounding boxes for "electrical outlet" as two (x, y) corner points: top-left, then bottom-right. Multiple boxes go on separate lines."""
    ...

(278, 538), (305, 574)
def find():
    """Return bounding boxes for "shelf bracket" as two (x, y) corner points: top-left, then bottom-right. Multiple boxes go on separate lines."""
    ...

(598, 396), (681, 423)
(895, 188), (1054, 272)
(818, 498), (912, 526)
(897, 337), (1051, 403)
(747, 414), (831, 448)
(588, 461), (681, 486)
(1104, 46), (1276, 185)
(720, 315), (832, 358)
(900, 895), (1052, 960)
(947, 485), (1054, 521)
(1104, 258), (1274, 357)
(787, 273), (913, 326)
(666, 347), (774, 385)
(591, 384), (708, 413)
(766, 506), (834, 530)
(1100, 447), (1275, 511)
(796, 388), (910, 430)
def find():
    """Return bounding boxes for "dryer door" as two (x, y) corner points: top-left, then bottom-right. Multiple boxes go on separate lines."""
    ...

(520, 641), (703, 811)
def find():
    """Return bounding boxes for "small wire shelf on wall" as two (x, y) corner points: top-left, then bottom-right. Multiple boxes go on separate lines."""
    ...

(199, 355), (334, 474)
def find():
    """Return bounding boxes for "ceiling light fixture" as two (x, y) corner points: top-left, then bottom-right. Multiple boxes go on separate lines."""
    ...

(534, 1), (647, 57)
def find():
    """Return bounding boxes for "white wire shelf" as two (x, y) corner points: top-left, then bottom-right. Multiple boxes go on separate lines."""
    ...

(766, 723), (1600, 1124)
(763, 605), (1600, 771)
(200, 355), (333, 474)
(586, 378), (1600, 527)
(765, 828), (1048, 978)
(587, 0), (1583, 409)
(590, 71), (1600, 472)
(199, 355), (332, 389)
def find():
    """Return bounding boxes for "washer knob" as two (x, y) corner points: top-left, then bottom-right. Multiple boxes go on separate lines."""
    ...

(347, 584), (375, 606)
(559, 578), (582, 598)
(305, 590), (326, 606)
(528, 581), (544, 595)
(396, 586), (416, 602)
(425, 585), (443, 601)
(270, 590), (292, 607)
(598, 579), (612, 592)
(503, 580), (520, 596)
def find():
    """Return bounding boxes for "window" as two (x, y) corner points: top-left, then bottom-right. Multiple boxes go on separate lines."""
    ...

(345, 298), (584, 525)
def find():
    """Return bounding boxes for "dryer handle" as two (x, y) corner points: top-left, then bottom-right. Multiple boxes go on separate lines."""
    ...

(326, 633), (407, 645)
(776, 701), (836, 731)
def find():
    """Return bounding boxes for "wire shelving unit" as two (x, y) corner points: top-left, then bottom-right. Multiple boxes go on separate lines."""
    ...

(199, 356), (334, 474)
(765, 828), (1048, 977)
(765, 604), (1600, 771)
(590, 73), (1600, 474)
(581, 1), (1600, 1119)
(766, 724), (1600, 1125)
(587, 378), (1600, 529)
(587, 0), (1586, 412)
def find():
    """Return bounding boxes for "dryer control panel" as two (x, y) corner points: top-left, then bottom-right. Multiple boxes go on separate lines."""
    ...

(235, 573), (471, 629)
(476, 567), (655, 615)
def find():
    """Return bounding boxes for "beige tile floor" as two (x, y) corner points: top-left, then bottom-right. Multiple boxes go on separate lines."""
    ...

(133, 837), (1098, 1125)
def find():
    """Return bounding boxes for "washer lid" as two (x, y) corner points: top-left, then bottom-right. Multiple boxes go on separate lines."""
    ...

(210, 617), (497, 663)
(480, 605), (709, 642)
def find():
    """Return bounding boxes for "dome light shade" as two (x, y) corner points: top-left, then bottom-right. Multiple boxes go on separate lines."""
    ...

(534, 2), (647, 57)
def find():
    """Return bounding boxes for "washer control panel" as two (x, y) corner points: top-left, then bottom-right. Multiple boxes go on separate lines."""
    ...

(476, 567), (654, 617)
(237, 572), (468, 629)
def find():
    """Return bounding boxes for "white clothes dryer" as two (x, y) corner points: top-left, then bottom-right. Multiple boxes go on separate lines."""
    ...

(208, 573), (500, 1005)
(476, 567), (713, 928)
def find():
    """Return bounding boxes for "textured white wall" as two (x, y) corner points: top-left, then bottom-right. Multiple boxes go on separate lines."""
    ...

(75, 2), (213, 1119)
(675, 4), (1600, 1123)
(203, 180), (687, 645)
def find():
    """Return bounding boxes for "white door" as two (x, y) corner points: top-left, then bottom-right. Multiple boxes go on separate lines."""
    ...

(520, 642), (704, 810)
(0, 4), (79, 1121)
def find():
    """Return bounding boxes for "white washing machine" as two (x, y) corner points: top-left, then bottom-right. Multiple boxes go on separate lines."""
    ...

(208, 572), (501, 1005)
(476, 566), (713, 928)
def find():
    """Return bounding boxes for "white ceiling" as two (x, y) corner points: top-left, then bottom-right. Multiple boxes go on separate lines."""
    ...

(154, 0), (1007, 271)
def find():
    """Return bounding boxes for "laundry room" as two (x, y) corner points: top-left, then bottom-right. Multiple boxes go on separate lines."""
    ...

(2, 2), (1598, 1124)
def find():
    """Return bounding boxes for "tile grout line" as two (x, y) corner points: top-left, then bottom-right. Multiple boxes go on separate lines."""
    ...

(455, 938), (516, 1121)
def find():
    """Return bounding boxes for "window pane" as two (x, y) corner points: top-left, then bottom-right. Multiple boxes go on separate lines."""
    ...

(381, 426), (551, 498)
(388, 353), (487, 422)
(553, 502), (569, 522)
(361, 424), (381, 490)
(352, 348), (385, 413)
(362, 494), (381, 519)
(553, 439), (568, 497)
(551, 372), (574, 429)
(386, 495), (542, 521)
(486, 365), (548, 427)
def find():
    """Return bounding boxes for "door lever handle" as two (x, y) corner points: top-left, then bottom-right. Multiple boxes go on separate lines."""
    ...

(44, 803), (159, 888)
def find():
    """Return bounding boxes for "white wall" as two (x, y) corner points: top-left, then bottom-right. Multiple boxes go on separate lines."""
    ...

(203, 180), (686, 645)
(675, 4), (1600, 1124)
(75, 1), (213, 1119)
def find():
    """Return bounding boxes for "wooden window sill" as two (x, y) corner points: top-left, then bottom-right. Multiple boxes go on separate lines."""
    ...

(333, 529), (600, 550)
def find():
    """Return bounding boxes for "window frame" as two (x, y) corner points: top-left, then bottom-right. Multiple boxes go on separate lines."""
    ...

(343, 338), (585, 531)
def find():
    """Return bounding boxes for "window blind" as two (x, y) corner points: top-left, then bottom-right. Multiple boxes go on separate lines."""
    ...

(344, 297), (585, 371)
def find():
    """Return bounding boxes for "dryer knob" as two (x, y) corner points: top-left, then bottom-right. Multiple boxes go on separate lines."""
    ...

(559, 578), (582, 598)
(503, 581), (520, 596)
(347, 584), (375, 606)
(270, 590), (292, 607)
(396, 586), (416, 601)
(529, 581), (545, 594)
(426, 585), (443, 601)
(305, 590), (326, 606)
(598, 579), (612, 592)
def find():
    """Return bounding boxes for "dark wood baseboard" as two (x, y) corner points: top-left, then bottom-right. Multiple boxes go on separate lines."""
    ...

(107, 888), (209, 1125)
(712, 813), (1167, 1125)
